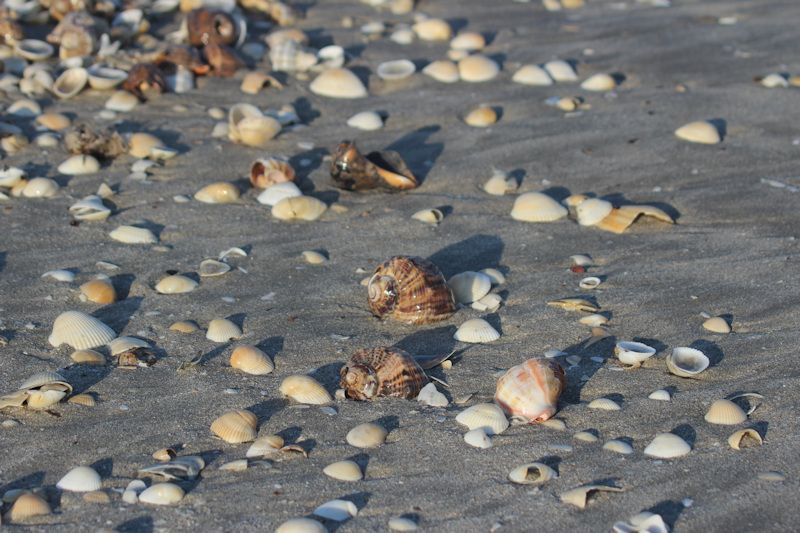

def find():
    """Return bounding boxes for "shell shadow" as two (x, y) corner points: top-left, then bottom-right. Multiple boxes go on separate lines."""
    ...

(688, 339), (724, 367)
(427, 234), (504, 278)
(60, 363), (113, 397)
(277, 426), (302, 443)
(194, 448), (224, 468)
(541, 186), (572, 203)
(559, 336), (615, 405)
(0, 471), (46, 495)
(117, 516), (154, 533)
(292, 96), (321, 125)
(347, 452), (370, 472)
(751, 420), (769, 439)
(310, 361), (345, 391)
(384, 125), (443, 184)
(246, 398), (285, 425)
(671, 424), (696, 447)
(393, 326), (457, 356)
(89, 457), (113, 479)
(0, 251), (5, 273)
(708, 118), (727, 140)
(95, 295), (143, 338)
(647, 500), (686, 529)
(631, 337), (668, 355)
(375, 414), (400, 433)
(289, 147), (328, 185)
(109, 274), (136, 301)
(255, 336), (284, 359)
(447, 17), (469, 34)
(538, 455), (562, 474)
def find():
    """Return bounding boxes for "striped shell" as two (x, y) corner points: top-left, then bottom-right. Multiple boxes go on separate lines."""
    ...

(367, 256), (455, 325)
(210, 409), (258, 443)
(48, 311), (116, 349)
(9, 492), (51, 521)
(340, 347), (428, 400)
(494, 358), (566, 423)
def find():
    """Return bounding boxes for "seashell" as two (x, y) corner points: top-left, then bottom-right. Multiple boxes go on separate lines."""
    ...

(581, 73), (616, 92)
(454, 318), (500, 343)
(449, 271), (492, 304)
(194, 182), (240, 204)
(666, 347), (709, 378)
(36, 113), (71, 131)
(560, 484), (623, 508)
(21, 177), (59, 198)
(269, 40), (317, 73)
(8, 98), (42, 118)
(479, 268), (505, 286)
(14, 39), (54, 61)
(68, 393), (96, 407)
(69, 195), (110, 221)
(494, 359), (565, 423)
(578, 276), (601, 290)
(250, 157), (295, 189)
(230, 345), (274, 375)
(511, 192), (568, 222)
(219, 459), (248, 472)
(87, 66), (127, 90)
(603, 439), (634, 454)
(0, 390), (30, 410)
(109, 225), (158, 244)
(579, 313), (608, 327)
(347, 111), (384, 131)
(614, 341), (656, 367)
(155, 274), (198, 294)
(512, 64), (553, 86)
(128, 133), (163, 158)
(79, 278), (116, 304)
(612, 512), (670, 533)
(574, 430), (599, 443)
(170, 320), (200, 333)
(455, 403), (509, 435)
(314, 499), (358, 522)
(416, 382), (448, 407)
(555, 96), (583, 112)
(508, 462), (558, 485)
(199, 259), (230, 277)
(138, 456), (205, 481)
(411, 208), (444, 226)
(703, 316), (731, 333)
(105, 90), (138, 112)
(704, 399), (747, 425)
(471, 292), (502, 312)
(279, 375), (332, 405)
(544, 60), (578, 82)
(728, 428), (762, 450)
(309, 68), (367, 98)
(483, 170), (517, 196)
(759, 73), (789, 88)
(648, 389), (671, 401)
(464, 428), (493, 449)
(389, 517), (419, 531)
(588, 397), (621, 411)
(592, 204), (675, 234)
(27, 389), (67, 409)
(8, 492), (51, 522)
(42, 269), (75, 282)
(758, 471), (785, 481)
(575, 198), (614, 226)
(49, 311), (116, 349)
(323, 460), (363, 481)
(346, 422), (388, 448)
(71, 349), (106, 365)
(368, 256), (455, 324)
(257, 182), (302, 206)
(377, 59), (416, 81)
(340, 347), (428, 400)
(331, 141), (417, 191)
(276, 518), (327, 533)
(458, 55), (499, 82)
(58, 154), (100, 175)
(450, 32), (485, 51)
(317, 45), (345, 69)
(206, 318), (242, 342)
(644, 433), (691, 458)
(464, 106), (497, 127)
(82, 489), (110, 504)
(236, 116), (281, 148)
(675, 120), (721, 144)
(246, 435), (284, 458)
(152, 448), (177, 462)
(240, 71), (271, 95)
(187, 9), (237, 47)
(108, 336), (150, 356)
(18, 371), (71, 392)
(57, 466), (102, 492)
(138, 483), (185, 505)
(301, 250), (327, 264)
(412, 18), (452, 41)
(272, 196), (327, 221)
(423, 60), (460, 83)
(0, 166), (26, 188)
(52, 67), (88, 99)
(210, 409), (258, 443)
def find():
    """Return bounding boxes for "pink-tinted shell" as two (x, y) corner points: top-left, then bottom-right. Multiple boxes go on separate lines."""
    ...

(494, 358), (565, 423)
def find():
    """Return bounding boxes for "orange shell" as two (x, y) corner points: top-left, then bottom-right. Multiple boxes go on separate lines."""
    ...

(250, 158), (296, 189)
(494, 358), (565, 423)
(340, 347), (428, 400)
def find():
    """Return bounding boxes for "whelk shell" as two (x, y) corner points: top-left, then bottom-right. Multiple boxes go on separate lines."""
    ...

(643, 432), (691, 458)
(455, 403), (509, 435)
(210, 409), (258, 443)
(560, 484), (623, 509)
(512, 64), (553, 86)
(675, 120), (722, 144)
(603, 439), (634, 454)
(704, 399), (747, 425)
(57, 466), (102, 492)
(581, 72), (616, 92)
(230, 345), (274, 375)
(155, 274), (198, 294)
(323, 460), (363, 481)
(58, 154), (100, 175)
(508, 462), (558, 485)
(206, 318), (242, 342)
(49, 311), (116, 349)
(511, 192), (567, 222)
(80, 279), (116, 304)
(109, 225), (158, 244)
(9, 491), (51, 522)
(279, 375), (332, 405)
(666, 347), (709, 378)
(138, 483), (184, 505)
(728, 428), (763, 450)
(309, 68), (367, 98)
(194, 182), (240, 204)
(495, 359), (565, 423)
(314, 499), (358, 522)
(464, 428), (493, 449)
(412, 18), (452, 41)
(340, 347), (428, 400)
(454, 318), (500, 343)
(276, 518), (327, 533)
(588, 398), (621, 411)
(346, 422), (388, 448)
(272, 196), (327, 221)
(448, 271), (492, 304)
(614, 341), (656, 367)
(422, 60), (459, 83)
(458, 54), (499, 82)
(331, 141), (418, 191)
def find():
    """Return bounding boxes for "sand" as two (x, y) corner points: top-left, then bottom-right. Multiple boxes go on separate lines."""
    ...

(2, 0), (800, 531)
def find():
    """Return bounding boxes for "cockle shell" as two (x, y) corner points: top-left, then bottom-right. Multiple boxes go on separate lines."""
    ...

(279, 375), (332, 405)
(455, 403), (509, 435)
(508, 462), (558, 485)
(194, 182), (240, 204)
(138, 483), (185, 505)
(246, 435), (284, 457)
(71, 349), (106, 365)
(728, 428), (763, 450)
(36, 113), (71, 131)
(49, 311), (116, 349)
(309, 68), (367, 98)
(560, 484), (623, 509)
(323, 460), (363, 481)
(250, 157), (295, 189)
(494, 359), (565, 423)
(454, 318), (500, 343)
(377, 59), (416, 81)
(340, 347), (428, 400)
(588, 397), (621, 411)
(236, 116), (281, 148)
(206, 318), (242, 342)
(257, 182), (302, 206)
(643, 432), (691, 458)
(576, 198), (613, 226)
(458, 55), (499, 82)
(210, 409), (258, 443)
(512, 64), (553, 86)
(511, 192), (568, 222)
(79, 278), (116, 304)
(416, 382), (448, 407)
(15, 39), (54, 61)
(269, 40), (317, 73)
(109, 225), (158, 244)
(18, 371), (71, 392)
(108, 336), (150, 356)
(8, 492), (51, 521)
(423, 60), (459, 83)
(614, 341), (656, 367)
(483, 170), (517, 195)
(230, 345), (274, 375)
(170, 320), (199, 333)
(666, 347), (709, 378)
(272, 196), (327, 221)
(704, 399), (747, 425)
(448, 271), (492, 304)
(87, 66), (128, 90)
(675, 120), (721, 144)
(367, 256), (455, 325)
(155, 274), (198, 294)
(128, 133), (164, 158)
(27, 389), (67, 409)
(346, 422), (388, 448)
(581, 73), (616, 91)
(57, 466), (102, 492)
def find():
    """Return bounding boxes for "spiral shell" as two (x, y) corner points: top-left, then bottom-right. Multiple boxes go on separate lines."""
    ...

(331, 141), (418, 192)
(340, 347), (428, 400)
(494, 358), (565, 423)
(367, 256), (455, 325)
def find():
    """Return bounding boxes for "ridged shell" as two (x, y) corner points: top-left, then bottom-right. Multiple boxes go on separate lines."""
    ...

(643, 433), (691, 458)
(512, 64), (553, 86)
(169, 320), (199, 333)
(257, 182), (302, 206)
(472, 293), (503, 312)
(68, 393), (97, 407)
(576, 198), (614, 226)
(309, 68), (367, 99)
(508, 462), (558, 485)
(728, 428), (763, 450)
(449, 271), (492, 304)
(340, 347), (428, 400)
(464, 427), (493, 449)
(454, 318), (500, 343)
(494, 359), (565, 423)
(588, 398), (621, 411)
(58, 154), (100, 175)
(314, 499), (359, 522)
(272, 195), (327, 221)
(323, 460), (363, 481)
(581, 73), (616, 92)
(614, 341), (656, 367)
(666, 347), (709, 378)
(18, 371), (70, 391)
(108, 336), (150, 356)
(206, 318), (242, 342)
(276, 518), (327, 533)
(511, 192), (567, 222)
(210, 409), (258, 443)
(138, 483), (184, 505)
(109, 225), (158, 244)
(246, 435), (284, 458)
(704, 399), (747, 425)
(279, 375), (332, 405)
(560, 484), (623, 509)
(455, 403), (509, 435)
(544, 60), (578, 82)
(675, 120), (721, 144)
(155, 274), (198, 294)
(57, 466), (102, 492)
(230, 345), (274, 375)
(603, 439), (634, 454)
(9, 492), (51, 521)
(80, 279), (116, 304)
(250, 157), (295, 189)
(49, 311), (116, 349)
(422, 60), (459, 83)
(458, 55), (499, 82)
(368, 256), (456, 325)
(346, 422), (388, 448)
(71, 349), (106, 365)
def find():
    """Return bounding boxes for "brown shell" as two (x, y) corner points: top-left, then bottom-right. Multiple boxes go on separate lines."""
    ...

(250, 158), (296, 189)
(155, 45), (209, 75)
(368, 256), (455, 325)
(340, 347), (428, 400)
(123, 63), (167, 101)
(331, 141), (418, 192)
(203, 42), (243, 77)
(187, 9), (237, 47)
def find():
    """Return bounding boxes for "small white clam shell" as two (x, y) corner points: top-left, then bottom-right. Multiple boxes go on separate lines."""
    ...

(257, 181), (302, 207)
(279, 375), (332, 405)
(704, 399), (747, 425)
(389, 517), (419, 531)
(109, 225), (158, 244)
(276, 518), (327, 533)
(377, 59), (416, 81)
(575, 198), (613, 226)
(448, 271), (492, 304)
(22, 177), (59, 198)
(49, 311), (116, 350)
(346, 422), (387, 448)
(301, 250), (327, 264)
(512, 64), (553, 86)
(648, 389), (671, 401)
(455, 403), (509, 435)
(760, 73), (789, 88)
(614, 341), (656, 366)
(508, 462), (558, 484)
(458, 54), (499, 82)
(578, 276), (602, 290)
(479, 268), (505, 285)
(422, 60), (459, 83)
(52, 67), (88, 99)
(511, 192), (568, 222)
(206, 318), (242, 342)
(574, 430), (599, 443)
(42, 269), (75, 282)
(58, 154), (100, 175)
(314, 499), (358, 522)
(105, 90), (138, 112)
(138, 483), (184, 505)
(454, 318), (500, 343)
(581, 72), (616, 92)
(0, 166), (26, 188)
(347, 111), (383, 131)
(155, 274), (198, 294)
(666, 347), (709, 378)
(675, 120), (722, 144)
(108, 336), (150, 356)
(643, 433), (691, 458)
(411, 208), (444, 225)
(450, 31), (485, 52)
(603, 439), (634, 454)
(464, 428), (493, 449)
(309, 68), (367, 98)
(588, 398), (621, 411)
(323, 460), (363, 481)
(416, 382), (448, 407)
(544, 60), (578, 82)
(57, 466), (102, 492)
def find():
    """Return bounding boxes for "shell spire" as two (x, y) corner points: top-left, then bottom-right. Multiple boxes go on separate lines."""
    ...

(340, 347), (428, 400)
(494, 358), (566, 423)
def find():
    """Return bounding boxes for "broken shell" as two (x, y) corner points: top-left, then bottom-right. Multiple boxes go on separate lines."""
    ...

(21, 177), (59, 198)
(422, 60), (459, 83)
(18, 371), (71, 391)
(413, 18), (451, 41)
(8, 98), (42, 117)
(8, 492), (51, 522)
(269, 40), (317, 73)
(331, 141), (418, 191)
(728, 428), (763, 450)
(483, 170), (517, 196)
(508, 462), (558, 485)
(57, 466), (102, 492)
(495, 359), (565, 423)
(279, 375), (332, 405)
(109, 225), (157, 244)
(581, 73), (616, 91)
(210, 409), (258, 443)
(69, 195), (110, 221)
(579, 314), (608, 327)
(512, 64), (553, 86)
(704, 399), (747, 425)
(612, 512), (670, 533)
(417, 382), (448, 407)
(323, 460), (363, 481)
(272, 196), (327, 221)
(314, 499), (358, 522)
(555, 96), (582, 112)
(206, 318), (242, 342)
(68, 393), (96, 407)
(675, 120), (721, 144)
(648, 389), (671, 401)
(309, 68), (367, 98)
(578, 276), (601, 290)
(643, 432), (691, 458)
(703, 316), (731, 333)
(57, 154), (100, 175)
(480, 268), (505, 286)
(346, 422), (388, 448)
(666, 347), (709, 378)
(455, 403), (509, 435)
(276, 519), (327, 533)
(52, 67), (88, 99)
(230, 345), (274, 375)
(544, 60), (578, 82)
(588, 398), (621, 411)
(603, 439), (634, 454)
(250, 157), (295, 189)
(152, 448), (177, 462)
(464, 428), (493, 449)
(614, 341), (656, 367)
(194, 182), (240, 204)
(199, 259), (230, 277)
(240, 71), (271, 95)
(377, 59), (416, 81)
(511, 192), (568, 222)
(560, 484), (623, 508)
(541, 418), (567, 431)
(472, 292), (502, 312)
(302, 250), (327, 264)
(411, 208), (444, 225)
(458, 55), (499, 82)
(105, 90), (138, 112)
(464, 106), (497, 127)
(155, 274), (198, 294)
(80, 278), (116, 304)
(454, 318), (500, 343)
(71, 349), (106, 365)
(347, 111), (384, 131)
(170, 320), (199, 333)
(575, 198), (613, 226)
(449, 271), (492, 304)
(450, 32), (485, 51)
(138, 483), (184, 505)
(246, 435), (284, 458)
(49, 311), (116, 349)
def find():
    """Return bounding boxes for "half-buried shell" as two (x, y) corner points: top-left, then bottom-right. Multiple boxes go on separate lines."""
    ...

(210, 409), (258, 443)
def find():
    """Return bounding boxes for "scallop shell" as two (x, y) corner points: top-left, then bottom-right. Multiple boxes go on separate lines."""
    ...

(272, 195), (327, 221)
(455, 403), (509, 435)
(69, 195), (110, 221)
(87, 66), (127, 90)
(544, 60), (578, 82)
(57, 466), (102, 492)
(560, 484), (623, 508)
(464, 106), (497, 127)
(449, 271), (492, 304)
(346, 422), (388, 448)
(21, 177), (59, 198)
(194, 182), (240, 204)
(347, 111), (384, 131)
(276, 518), (327, 533)
(155, 275), (198, 294)
(675, 120), (721, 144)
(614, 341), (656, 367)
(250, 157), (295, 189)
(368, 256), (456, 325)
(49, 311), (116, 349)
(603, 439), (634, 454)
(416, 382), (448, 407)
(323, 460), (363, 481)
(52, 67), (88, 99)
(9, 492), (51, 521)
(728, 428), (763, 450)
(458, 55), (499, 82)
(109, 225), (157, 244)
(377, 59), (416, 81)
(454, 318), (500, 343)
(648, 389), (671, 401)
(105, 90), (139, 112)
(206, 318), (242, 342)
(309, 68), (367, 98)
(314, 499), (359, 522)
(464, 427), (493, 449)
(80, 279), (116, 304)
(643, 432), (691, 458)
(588, 397), (621, 411)
(704, 399), (747, 425)
(512, 64), (553, 86)
(138, 483), (185, 505)
(581, 73), (616, 91)
(210, 409), (258, 443)
(279, 375), (332, 405)
(230, 345), (274, 375)
(246, 434), (284, 458)
(508, 462), (558, 485)
(340, 347), (428, 400)
(422, 60), (459, 83)
(71, 349), (106, 365)
(511, 192), (568, 222)
(494, 359), (565, 423)
(58, 154), (100, 175)
(257, 182), (302, 206)
(703, 316), (731, 333)
(666, 347), (709, 378)
(411, 208), (443, 225)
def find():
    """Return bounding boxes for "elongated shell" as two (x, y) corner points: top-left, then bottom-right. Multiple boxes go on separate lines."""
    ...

(49, 311), (116, 349)
(109, 225), (158, 244)
(508, 462), (558, 485)
(230, 345), (274, 375)
(279, 375), (332, 405)
(9, 492), (51, 521)
(368, 256), (455, 325)
(666, 347), (709, 378)
(340, 347), (428, 400)
(57, 466), (102, 492)
(276, 519), (327, 533)
(206, 318), (242, 342)
(704, 399), (747, 425)
(494, 359), (565, 423)
(455, 403), (509, 435)
(210, 409), (258, 443)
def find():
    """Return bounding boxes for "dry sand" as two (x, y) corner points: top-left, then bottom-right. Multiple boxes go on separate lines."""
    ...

(2, 0), (800, 531)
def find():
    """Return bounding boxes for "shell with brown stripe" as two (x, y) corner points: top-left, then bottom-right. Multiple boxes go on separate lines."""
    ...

(340, 347), (428, 400)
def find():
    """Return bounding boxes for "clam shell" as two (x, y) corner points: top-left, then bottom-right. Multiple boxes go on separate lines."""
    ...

(42, 269), (75, 282)
(449, 271), (492, 304)
(52, 67), (88, 99)
(230, 345), (274, 375)
(108, 336), (150, 356)
(199, 259), (231, 277)
(105, 90), (138, 112)
(206, 318), (242, 342)
(464, 106), (497, 127)
(346, 422), (387, 448)
(27, 389), (67, 409)
(257, 182), (302, 206)
(464, 427), (493, 449)
(155, 274), (198, 294)
(454, 318), (500, 343)
(0, 166), (26, 188)
(648, 389), (671, 401)
(603, 439), (634, 454)
(422, 60), (459, 83)
(323, 460), (363, 481)
(279, 375), (332, 405)
(347, 111), (384, 131)
(377, 59), (416, 81)
(246, 435), (284, 458)
(240, 71), (270, 95)
(480, 268), (505, 285)
(471, 292), (503, 312)
(314, 499), (359, 522)
(138, 483), (185, 505)
(412, 18), (452, 41)
(416, 382), (448, 407)
(588, 398), (621, 411)
(236, 116), (281, 148)
(760, 73), (789, 88)
(544, 60), (578, 82)
(302, 250), (327, 264)
(581, 72), (616, 91)
(703, 316), (731, 333)
(68, 393), (97, 407)
(512, 64), (553, 86)
(508, 462), (558, 485)
(71, 349), (106, 365)
(483, 171), (516, 195)
(643, 433), (691, 458)
(450, 31), (485, 51)
(560, 484), (623, 508)
(210, 409), (258, 443)
(728, 428), (763, 450)
(169, 320), (199, 333)
(269, 40), (317, 73)
(614, 341), (656, 367)
(575, 198), (614, 226)
(410, 208), (443, 225)
(58, 154), (100, 175)
(194, 182), (240, 204)
(458, 55), (499, 82)
(108, 225), (157, 244)
(69, 195), (110, 221)
(495, 359), (565, 423)
(675, 120), (721, 144)
(309, 68), (367, 98)
(128, 133), (164, 158)
(87, 66), (127, 90)
(272, 195), (327, 221)
(152, 448), (177, 462)
(612, 512), (670, 533)
(19, 371), (70, 391)
(704, 399), (747, 425)
(666, 347), (709, 378)
(9, 492), (51, 521)
(36, 113), (71, 131)
(49, 311), (116, 349)
(455, 403), (509, 435)
(80, 279), (116, 304)
(389, 517), (419, 531)
(276, 518), (327, 533)
(14, 39), (54, 61)
(57, 466), (102, 492)
(21, 177), (59, 198)
(574, 430), (599, 443)
(511, 192), (567, 222)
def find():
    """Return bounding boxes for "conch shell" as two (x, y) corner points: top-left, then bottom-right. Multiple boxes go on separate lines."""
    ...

(331, 141), (418, 192)
(340, 347), (428, 400)
(494, 358), (566, 423)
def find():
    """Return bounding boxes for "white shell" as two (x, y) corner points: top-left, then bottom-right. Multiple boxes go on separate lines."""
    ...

(704, 399), (747, 425)
(760, 73), (789, 88)
(458, 54), (499, 82)
(648, 389), (671, 401)
(42, 269), (75, 282)
(454, 318), (500, 343)
(450, 32), (485, 52)
(138, 483), (184, 505)
(603, 439), (634, 454)
(276, 518), (327, 533)
(579, 314), (608, 327)
(574, 430), (599, 443)
(52, 67), (88, 99)
(279, 375), (332, 405)
(511, 192), (568, 222)
(674, 120), (721, 144)
(108, 336), (150, 356)
(614, 341), (656, 366)
(323, 460), (362, 481)
(309, 68), (367, 98)
(612, 512), (670, 533)
(256, 181), (302, 206)
(703, 316), (731, 333)
(575, 198), (613, 226)
(412, 18), (452, 41)
(199, 259), (231, 277)
(377, 59), (416, 81)
(22, 177), (59, 198)
(346, 422), (387, 448)
(666, 347), (709, 378)
(483, 171), (516, 196)
(105, 90), (138, 112)
(544, 60), (578, 82)
(422, 60), (459, 83)
(455, 403), (508, 435)
(313, 499), (358, 522)
(512, 64), (553, 86)
(58, 155), (100, 175)
(508, 462), (558, 484)
(246, 435), (284, 458)
(588, 398), (621, 411)
(347, 111), (383, 131)
(56, 466), (102, 492)
(448, 271), (492, 304)
(471, 293), (503, 312)
(69, 195), (110, 220)
(411, 208), (443, 225)
(463, 427), (493, 449)
(206, 318), (242, 342)
(49, 311), (116, 349)
(416, 382), (448, 407)
(643, 433), (691, 458)
(14, 39), (54, 61)
(87, 66), (127, 90)
(0, 166), (26, 187)
(578, 276), (601, 290)
(581, 73), (616, 92)
(302, 250), (327, 264)
(155, 275), (199, 294)
(389, 517), (419, 531)
(109, 225), (158, 244)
